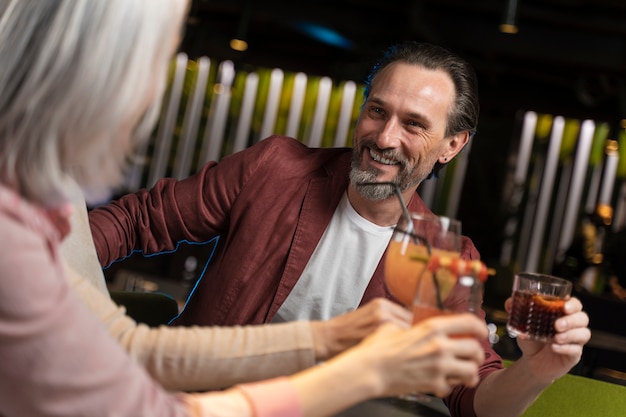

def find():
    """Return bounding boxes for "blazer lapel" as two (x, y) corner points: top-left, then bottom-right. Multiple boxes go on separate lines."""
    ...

(266, 166), (349, 321)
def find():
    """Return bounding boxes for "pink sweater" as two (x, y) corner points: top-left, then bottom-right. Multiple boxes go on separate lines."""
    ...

(0, 184), (300, 417)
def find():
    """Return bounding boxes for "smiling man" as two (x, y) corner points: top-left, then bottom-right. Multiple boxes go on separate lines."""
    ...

(89, 41), (589, 417)
(349, 60), (469, 223)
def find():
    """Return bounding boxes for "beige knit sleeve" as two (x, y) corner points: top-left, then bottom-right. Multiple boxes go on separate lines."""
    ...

(62, 236), (316, 392)
(60, 180), (316, 391)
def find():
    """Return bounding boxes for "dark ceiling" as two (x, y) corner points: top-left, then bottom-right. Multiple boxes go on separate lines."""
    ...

(183, 0), (626, 126)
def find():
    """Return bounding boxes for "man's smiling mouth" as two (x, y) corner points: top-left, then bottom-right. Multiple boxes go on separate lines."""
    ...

(369, 148), (400, 166)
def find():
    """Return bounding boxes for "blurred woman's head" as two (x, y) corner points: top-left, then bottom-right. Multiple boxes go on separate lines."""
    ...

(0, 0), (187, 206)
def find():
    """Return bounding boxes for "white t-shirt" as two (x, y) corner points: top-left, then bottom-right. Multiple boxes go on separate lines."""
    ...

(272, 192), (394, 322)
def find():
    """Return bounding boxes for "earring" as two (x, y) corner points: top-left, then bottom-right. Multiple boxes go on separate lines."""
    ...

(443, 157), (448, 162)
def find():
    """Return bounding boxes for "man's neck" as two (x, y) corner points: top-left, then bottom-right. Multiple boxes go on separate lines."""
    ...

(346, 185), (416, 227)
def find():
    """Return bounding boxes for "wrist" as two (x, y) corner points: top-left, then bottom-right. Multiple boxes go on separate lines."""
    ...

(186, 389), (254, 417)
(310, 321), (330, 361)
(328, 348), (386, 398)
(511, 356), (557, 387)
(289, 352), (383, 416)
(237, 377), (301, 417)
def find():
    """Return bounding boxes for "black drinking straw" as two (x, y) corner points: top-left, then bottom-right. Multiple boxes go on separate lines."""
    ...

(357, 182), (445, 310)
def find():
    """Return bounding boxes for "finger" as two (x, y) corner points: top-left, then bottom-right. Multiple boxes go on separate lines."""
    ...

(366, 321), (398, 334)
(430, 382), (454, 399)
(422, 373), (457, 399)
(551, 342), (585, 358)
(446, 376), (463, 386)
(422, 314), (489, 339)
(444, 377), (480, 390)
(554, 311), (589, 332)
(382, 300), (413, 324)
(447, 365), (481, 388)
(563, 297), (583, 314)
(440, 357), (481, 388)
(504, 297), (512, 313)
(552, 327), (591, 346)
(366, 298), (413, 325)
(453, 338), (486, 364)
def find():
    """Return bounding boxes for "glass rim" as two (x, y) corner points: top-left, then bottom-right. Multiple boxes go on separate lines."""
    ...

(398, 212), (462, 231)
(408, 211), (460, 221)
(515, 272), (572, 288)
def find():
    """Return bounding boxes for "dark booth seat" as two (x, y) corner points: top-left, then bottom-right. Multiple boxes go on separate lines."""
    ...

(109, 290), (180, 327)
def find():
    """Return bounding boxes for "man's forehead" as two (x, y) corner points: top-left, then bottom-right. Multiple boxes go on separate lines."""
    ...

(368, 64), (455, 112)
(371, 63), (453, 92)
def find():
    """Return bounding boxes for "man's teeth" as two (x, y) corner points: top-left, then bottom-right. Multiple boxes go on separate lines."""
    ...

(370, 149), (399, 165)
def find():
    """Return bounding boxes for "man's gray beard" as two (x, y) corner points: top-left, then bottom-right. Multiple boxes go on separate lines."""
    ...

(349, 166), (396, 200)
(349, 162), (428, 201)
(349, 144), (427, 200)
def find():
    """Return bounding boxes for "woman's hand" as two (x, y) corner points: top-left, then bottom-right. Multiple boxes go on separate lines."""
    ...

(310, 298), (412, 360)
(337, 313), (488, 398)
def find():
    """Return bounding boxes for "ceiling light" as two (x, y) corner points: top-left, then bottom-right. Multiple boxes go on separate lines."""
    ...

(231, 0), (253, 52)
(229, 38), (248, 52)
(499, 0), (519, 34)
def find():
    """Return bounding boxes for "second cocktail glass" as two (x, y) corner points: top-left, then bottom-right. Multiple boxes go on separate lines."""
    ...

(385, 212), (484, 323)
(357, 181), (488, 323)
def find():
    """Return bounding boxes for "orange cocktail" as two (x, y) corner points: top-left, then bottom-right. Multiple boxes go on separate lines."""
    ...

(385, 239), (461, 323)
(385, 210), (489, 324)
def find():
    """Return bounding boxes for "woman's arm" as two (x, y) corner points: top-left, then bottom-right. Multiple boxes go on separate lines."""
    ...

(0, 208), (193, 417)
(62, 192), (415, 391)
(66, 265), (316, 391)
(66, 263), (417, 392)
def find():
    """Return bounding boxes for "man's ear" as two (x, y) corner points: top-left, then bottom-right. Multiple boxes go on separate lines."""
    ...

(439, 131), (470, 164)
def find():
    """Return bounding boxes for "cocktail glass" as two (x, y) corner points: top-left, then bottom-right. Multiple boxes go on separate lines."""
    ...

(356, 181), (487, 321)
(385, 212), (486, 323)
(506, 272), (572, 342)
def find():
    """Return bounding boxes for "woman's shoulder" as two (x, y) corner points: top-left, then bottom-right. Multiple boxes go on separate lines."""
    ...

(0, 184), (70, 244)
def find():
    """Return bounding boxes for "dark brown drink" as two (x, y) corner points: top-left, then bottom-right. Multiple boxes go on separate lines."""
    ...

(507, 290), (566, 341)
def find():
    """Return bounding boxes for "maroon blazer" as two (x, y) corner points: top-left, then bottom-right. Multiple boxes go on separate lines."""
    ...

(90, 135), (479, 325)
(89, 136), (502, 416)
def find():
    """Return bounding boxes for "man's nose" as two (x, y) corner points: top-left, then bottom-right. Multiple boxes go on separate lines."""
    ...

(374, 119), (402, 149)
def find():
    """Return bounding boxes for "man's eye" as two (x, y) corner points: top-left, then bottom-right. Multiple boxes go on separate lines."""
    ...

(368, 107), (384, 117)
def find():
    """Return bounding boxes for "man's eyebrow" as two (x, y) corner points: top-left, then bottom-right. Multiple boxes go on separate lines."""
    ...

(406, 110), (428, 123)
(367, 96), (385, 106)
(400, 108), (431, 129)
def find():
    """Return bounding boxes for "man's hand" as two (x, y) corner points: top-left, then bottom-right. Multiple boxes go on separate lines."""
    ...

(505, 296), (591, 384)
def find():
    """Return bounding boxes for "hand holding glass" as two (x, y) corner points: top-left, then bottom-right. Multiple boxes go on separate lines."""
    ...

(356, 181), (490, 401)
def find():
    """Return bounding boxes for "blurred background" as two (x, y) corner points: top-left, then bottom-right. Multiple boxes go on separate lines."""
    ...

(104, 0), (626, 382)
(174, 0), (626, 280)
(183, 0), (626, 121)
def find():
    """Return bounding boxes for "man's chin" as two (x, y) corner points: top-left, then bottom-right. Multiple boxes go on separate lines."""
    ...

(350, 177), (396, 201)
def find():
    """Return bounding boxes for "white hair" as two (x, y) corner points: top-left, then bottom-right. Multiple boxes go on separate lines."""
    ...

(0, 0), (187, 206)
